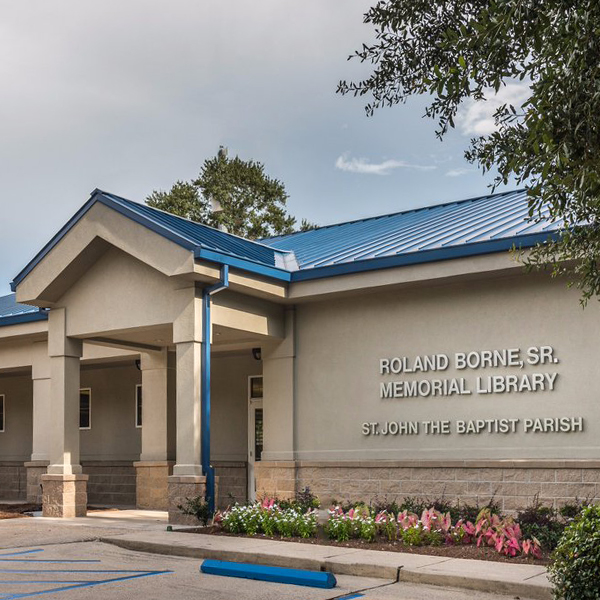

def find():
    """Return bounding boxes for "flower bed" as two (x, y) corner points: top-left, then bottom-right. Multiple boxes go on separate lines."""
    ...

(212, 499), (543, 560)
(325, 505), (542, 559)
(216, 499), (318, 539)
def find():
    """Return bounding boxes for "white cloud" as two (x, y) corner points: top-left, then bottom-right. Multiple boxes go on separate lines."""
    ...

(445, 168), (473, 177)
(458, 83), (530, 136)
(335, 153), (436, 175)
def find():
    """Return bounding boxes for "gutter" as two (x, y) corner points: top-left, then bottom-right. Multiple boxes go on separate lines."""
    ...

(201, 265), (229, 513)
(194, 231), (559, 285)
(0, 310), (48, 328)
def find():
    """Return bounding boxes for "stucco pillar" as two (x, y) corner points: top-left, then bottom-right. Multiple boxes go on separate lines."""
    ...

(257, 308), (297, 499)
(134, 349), (174, 510)
(41, 308), (88, 518)
(168, 287), (207, 524)
(26, 342), (51, 504)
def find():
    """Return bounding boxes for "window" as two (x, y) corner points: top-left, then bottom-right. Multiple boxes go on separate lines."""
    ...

(0, 395), (4, 432)
(79, 389), (91, 430)
(250, 376), (263, 399)
(254, 408), (263, 462)
(135, 385), (142, 428)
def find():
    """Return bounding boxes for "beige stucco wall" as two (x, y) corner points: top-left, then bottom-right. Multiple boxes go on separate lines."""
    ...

(0, 374), (32, 461)
(58, 247), (190, 339)
(0, 350), (257, 464)
(293, 271), (600, 462)
(211, 352), (259, 462)
(80, 363), (141, 461)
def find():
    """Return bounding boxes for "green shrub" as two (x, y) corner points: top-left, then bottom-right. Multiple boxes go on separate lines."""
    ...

(559, 498), (590, 521)
(294, 487), (320, 512)
(178, 496), (214, 526)
(219, 502), (318, 538)
(371, 497), (401, 517)
(359, 517), (377, 542)
(401, 525), (423, 546)
(516, 498), (565, 551)
(549, 504), (600, 600)
(325, 513), (352, 542)
(398, 495), (502, 524)
(276, 488), (320, 512)
(453, 498), (502, 523)
(399, 496), (428, 517)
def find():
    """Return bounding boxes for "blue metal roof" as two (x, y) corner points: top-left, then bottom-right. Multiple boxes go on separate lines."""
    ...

(11, 189), (293, 290)
(0, 294), (47, 327)
(101, 192), (288, 268)
(261, 189), (560, 280)
(10, 187), (561, 294)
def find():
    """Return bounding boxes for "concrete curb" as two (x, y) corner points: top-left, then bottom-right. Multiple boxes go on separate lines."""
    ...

(100, 536), (552, 600)
(397, 569), (551, 600)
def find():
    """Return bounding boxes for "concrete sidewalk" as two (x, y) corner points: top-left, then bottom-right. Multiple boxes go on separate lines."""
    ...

(101, 530), (552, 600)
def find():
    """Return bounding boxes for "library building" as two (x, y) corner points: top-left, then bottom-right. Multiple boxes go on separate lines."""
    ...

(0, 188), (599, 523)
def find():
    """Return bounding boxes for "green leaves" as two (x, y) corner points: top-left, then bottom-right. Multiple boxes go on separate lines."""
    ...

(338, 0), (600, 302)
(146, 149), (314, 239)
(549, 504), (600, 599)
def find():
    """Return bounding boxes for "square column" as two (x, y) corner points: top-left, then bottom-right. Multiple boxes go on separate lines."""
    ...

(173, 341), (202, 477)
(134, 349), (174, 510)
(26, 342), (51, 504)
(168, 288), (207, 524)
(41, 308), (88, 518)
(168, 340), (206, 523)
(257, 308), (297, 499)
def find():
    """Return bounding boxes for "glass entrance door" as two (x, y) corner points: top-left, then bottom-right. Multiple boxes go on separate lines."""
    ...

(248, 376), (263, 502)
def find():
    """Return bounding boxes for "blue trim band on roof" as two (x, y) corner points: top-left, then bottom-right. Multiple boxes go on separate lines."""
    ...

(9, 187), (563, 293)
(0, 312), (48, 328)
(194, 248), (292, 282)
(102, 191), (282, 266)
(11, 194), (98, 292)
(10, 190), (201, 291)
(11, 189), (287, 291)
(288, 231), (559, 282)
(98, 194), (199, 251)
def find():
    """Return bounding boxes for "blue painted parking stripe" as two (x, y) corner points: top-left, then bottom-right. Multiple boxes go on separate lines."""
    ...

(201, 559), (337, 589)
(0, 581), (91, 585)
(337, 594), (365, 600)
(1, 570), (172, 599)
(0, 569), (167, 574)
(0, 547), (173, 598)
(0, 559), (100, 564)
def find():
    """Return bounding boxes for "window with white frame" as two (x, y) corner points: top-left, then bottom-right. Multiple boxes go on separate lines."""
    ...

(135, 384), (142, 428)
(79, 389), (91, 430)
(0, 395), (4, 432)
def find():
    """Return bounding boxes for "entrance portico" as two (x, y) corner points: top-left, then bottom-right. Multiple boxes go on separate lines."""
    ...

(10, 191), (287, 522)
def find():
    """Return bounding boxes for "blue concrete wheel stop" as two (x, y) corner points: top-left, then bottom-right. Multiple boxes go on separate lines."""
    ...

(200, 559), (337, 589)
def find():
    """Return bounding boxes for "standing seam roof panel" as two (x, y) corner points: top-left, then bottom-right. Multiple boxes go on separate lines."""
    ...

(261, 189), (559, 270)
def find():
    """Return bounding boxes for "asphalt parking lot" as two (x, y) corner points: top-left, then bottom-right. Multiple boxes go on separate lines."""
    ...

(0, 513), (532, 600)
(0, 540), (528, 600)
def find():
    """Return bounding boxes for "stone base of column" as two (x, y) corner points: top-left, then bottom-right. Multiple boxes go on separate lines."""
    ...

(168, 475), (210, 525)
(255, 461), (297, 500)
(24, 461), (49, 504)
(134, 461), (174, 510)
(41, 474), (88, 518)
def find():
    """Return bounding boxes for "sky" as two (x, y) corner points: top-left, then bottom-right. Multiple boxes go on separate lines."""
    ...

(0, 1), (529, 295)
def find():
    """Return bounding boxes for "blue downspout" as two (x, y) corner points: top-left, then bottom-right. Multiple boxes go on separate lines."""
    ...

(201, 265), (229, 514)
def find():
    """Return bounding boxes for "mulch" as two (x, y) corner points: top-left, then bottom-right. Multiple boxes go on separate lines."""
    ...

(0, 504), (41, 520)
(185, 526), (550, 565)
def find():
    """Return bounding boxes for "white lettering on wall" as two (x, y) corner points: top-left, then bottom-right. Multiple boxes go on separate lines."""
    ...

(362, 417), (585, 436)
(379, 346), (559, 399)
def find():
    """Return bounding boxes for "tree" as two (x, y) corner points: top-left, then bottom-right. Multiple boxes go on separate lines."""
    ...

(147, 148), (315, 239)
(338, 1), (600, 303)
